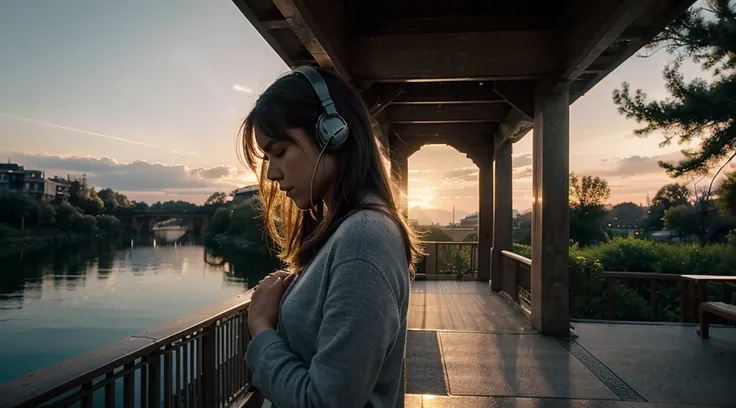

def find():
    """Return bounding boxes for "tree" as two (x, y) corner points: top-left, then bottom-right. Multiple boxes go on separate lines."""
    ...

(570, 173), (611, 207)
(644, 183), (692, 231)
(38, 201), (56, 228)
(612, 0), (736, 178)
(97, 188), (119, 210)
(569, 173), (611, 246)
(0, 193), (40, 230)
(717, 171), (736, 218)
(607, 202), (646, 228)
(205, 192), (228, 207)
(664, 205), (699, 238)
(419, 226), (454, 242)
(54, 201), (79, 231)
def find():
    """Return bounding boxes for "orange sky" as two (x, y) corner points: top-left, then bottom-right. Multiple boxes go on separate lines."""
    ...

(0, 1), (722, 225)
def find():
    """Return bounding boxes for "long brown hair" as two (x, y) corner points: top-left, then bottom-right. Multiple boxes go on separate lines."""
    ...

(238, 66), (423, 274)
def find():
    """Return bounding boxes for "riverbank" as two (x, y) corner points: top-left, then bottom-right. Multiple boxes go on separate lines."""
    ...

(204, 232), (260, 251)
(0, 226), (122, 257)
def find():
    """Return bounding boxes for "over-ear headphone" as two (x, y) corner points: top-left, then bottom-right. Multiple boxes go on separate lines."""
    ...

(292, 66), (349, 152)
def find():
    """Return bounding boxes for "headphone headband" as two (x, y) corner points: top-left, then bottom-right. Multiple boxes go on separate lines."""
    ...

(291, 66), (349, 152)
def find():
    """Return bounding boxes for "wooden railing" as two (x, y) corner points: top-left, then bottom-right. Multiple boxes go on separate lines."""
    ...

(603, 271), (736, 323)
(417, 241), (478, 280)
(500, 250), (531, 311)
(0, 291), (263, 408)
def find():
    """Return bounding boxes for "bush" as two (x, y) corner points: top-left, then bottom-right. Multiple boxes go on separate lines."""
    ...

(96, 215), (122, 233)
(511, 237), (735, 321)
(0, 223), (23, 239)
(70, 213), (97, 233)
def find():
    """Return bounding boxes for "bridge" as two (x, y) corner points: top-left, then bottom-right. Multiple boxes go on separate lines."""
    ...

(117, 211), (212, 232)
(3, 0), (735, 407)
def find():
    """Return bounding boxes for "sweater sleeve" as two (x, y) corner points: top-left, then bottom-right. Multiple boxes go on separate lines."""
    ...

(244, 258), (400, 408)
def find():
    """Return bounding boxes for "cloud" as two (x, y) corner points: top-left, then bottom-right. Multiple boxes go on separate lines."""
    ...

(232, 84), (253, 93)
(443, 167), (478, 180)
(513, 167), (532, 180)
(5, 152), (255, 201)
(598, 152), (684, 177)
(512, 153), (532, 168)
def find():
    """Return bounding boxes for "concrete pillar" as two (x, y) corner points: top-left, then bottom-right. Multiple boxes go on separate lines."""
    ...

(531, 80), (570, 337)
(491, 140), (513, 291)
(477, 164), (494, 282)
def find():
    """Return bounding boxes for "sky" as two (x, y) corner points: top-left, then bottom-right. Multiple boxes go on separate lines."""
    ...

(0, 0), (717, 224)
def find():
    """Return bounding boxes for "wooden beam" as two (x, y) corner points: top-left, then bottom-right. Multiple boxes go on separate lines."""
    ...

(231, 1), (294, 66)
(393, 123), (496, 142)
(261, 19), (291, 30)
(362, 84), (405, 117)
(562, 0), (657, 81)
(385, 82), (504, 105)
(353, 15), (559, 35)
(387, 103), (508, 124)
(570, 0), (696, 101)
(493, 81), (534, 120)
(271, 0), (350, 80)
(350, 31), (562, 81)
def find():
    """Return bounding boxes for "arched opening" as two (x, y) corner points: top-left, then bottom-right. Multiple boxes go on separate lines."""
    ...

(407, 144), (479, 230)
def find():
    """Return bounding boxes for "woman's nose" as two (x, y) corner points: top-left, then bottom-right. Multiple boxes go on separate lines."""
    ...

(266, 162), (282, 182)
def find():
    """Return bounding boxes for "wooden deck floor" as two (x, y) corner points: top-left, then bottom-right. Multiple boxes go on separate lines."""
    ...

(405, 281), (736, 407)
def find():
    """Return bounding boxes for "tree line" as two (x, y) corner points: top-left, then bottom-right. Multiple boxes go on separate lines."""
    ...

(0, 181), (237, 238)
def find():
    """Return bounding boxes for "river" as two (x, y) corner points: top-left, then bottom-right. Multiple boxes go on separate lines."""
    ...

(0, 230), (281, 384)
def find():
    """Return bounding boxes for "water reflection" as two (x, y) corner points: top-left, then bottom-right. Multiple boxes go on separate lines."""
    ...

(0, 232), (281, 383)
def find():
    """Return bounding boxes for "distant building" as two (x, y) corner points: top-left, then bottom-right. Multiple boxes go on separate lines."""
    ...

(460, 212), (478, 228)
(48, 175), (87, 200)
(232, 185), (259, 202)
(0, 163), (57, 201)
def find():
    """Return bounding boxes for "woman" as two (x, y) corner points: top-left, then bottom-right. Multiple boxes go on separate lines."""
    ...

(240, 66), (423, 408)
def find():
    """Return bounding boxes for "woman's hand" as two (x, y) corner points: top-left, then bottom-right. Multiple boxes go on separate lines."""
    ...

(256, 269), (292, 286)
(248, 273), (295, 337)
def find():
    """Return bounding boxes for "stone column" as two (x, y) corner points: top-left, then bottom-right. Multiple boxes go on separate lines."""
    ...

(477, 162), (494, 281)
(531, 80), (570, 337)
(491, 139), (513, 291)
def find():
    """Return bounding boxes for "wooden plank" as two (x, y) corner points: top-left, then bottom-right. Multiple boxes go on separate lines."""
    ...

(563, 0), (657, 81)
(271, 0), (350, 80)
(389, 82), (504, 105)
(570, 0), (696, 101)
(353, 15), (559, 35)
(387, 103), (508, 124)
(350, 30), (562, 81)
(493, 81), (534, 120)
(231, 1), (294, 66)
(393, 123), (496, 140)
(361, 83), (405, 117)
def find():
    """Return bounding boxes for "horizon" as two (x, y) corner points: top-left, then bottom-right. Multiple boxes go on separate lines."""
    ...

(0, 0), (722, 223)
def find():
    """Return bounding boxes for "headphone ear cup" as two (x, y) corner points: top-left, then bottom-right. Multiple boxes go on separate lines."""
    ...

(317, 113), (349, 152)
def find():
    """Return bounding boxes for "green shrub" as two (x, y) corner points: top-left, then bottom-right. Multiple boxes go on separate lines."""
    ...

(510, 237), (735, 321)
(95, 215), (122, 233)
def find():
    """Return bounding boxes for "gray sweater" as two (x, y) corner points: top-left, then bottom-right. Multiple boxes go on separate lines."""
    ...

(245, 208), (410, 408)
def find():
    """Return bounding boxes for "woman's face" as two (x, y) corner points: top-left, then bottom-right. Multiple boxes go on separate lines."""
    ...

(255, 127), (338, 210)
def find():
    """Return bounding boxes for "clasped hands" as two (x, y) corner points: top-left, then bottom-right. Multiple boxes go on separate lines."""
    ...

(248, 270), (295, 337)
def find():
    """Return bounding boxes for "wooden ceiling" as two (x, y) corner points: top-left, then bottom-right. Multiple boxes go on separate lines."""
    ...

(232, 0), (694, 153)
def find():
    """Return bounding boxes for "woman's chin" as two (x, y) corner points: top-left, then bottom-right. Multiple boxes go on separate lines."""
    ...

(289, 196), (311, 211)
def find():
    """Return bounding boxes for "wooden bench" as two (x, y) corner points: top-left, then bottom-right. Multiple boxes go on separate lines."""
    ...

(699, 301), (736, 339)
